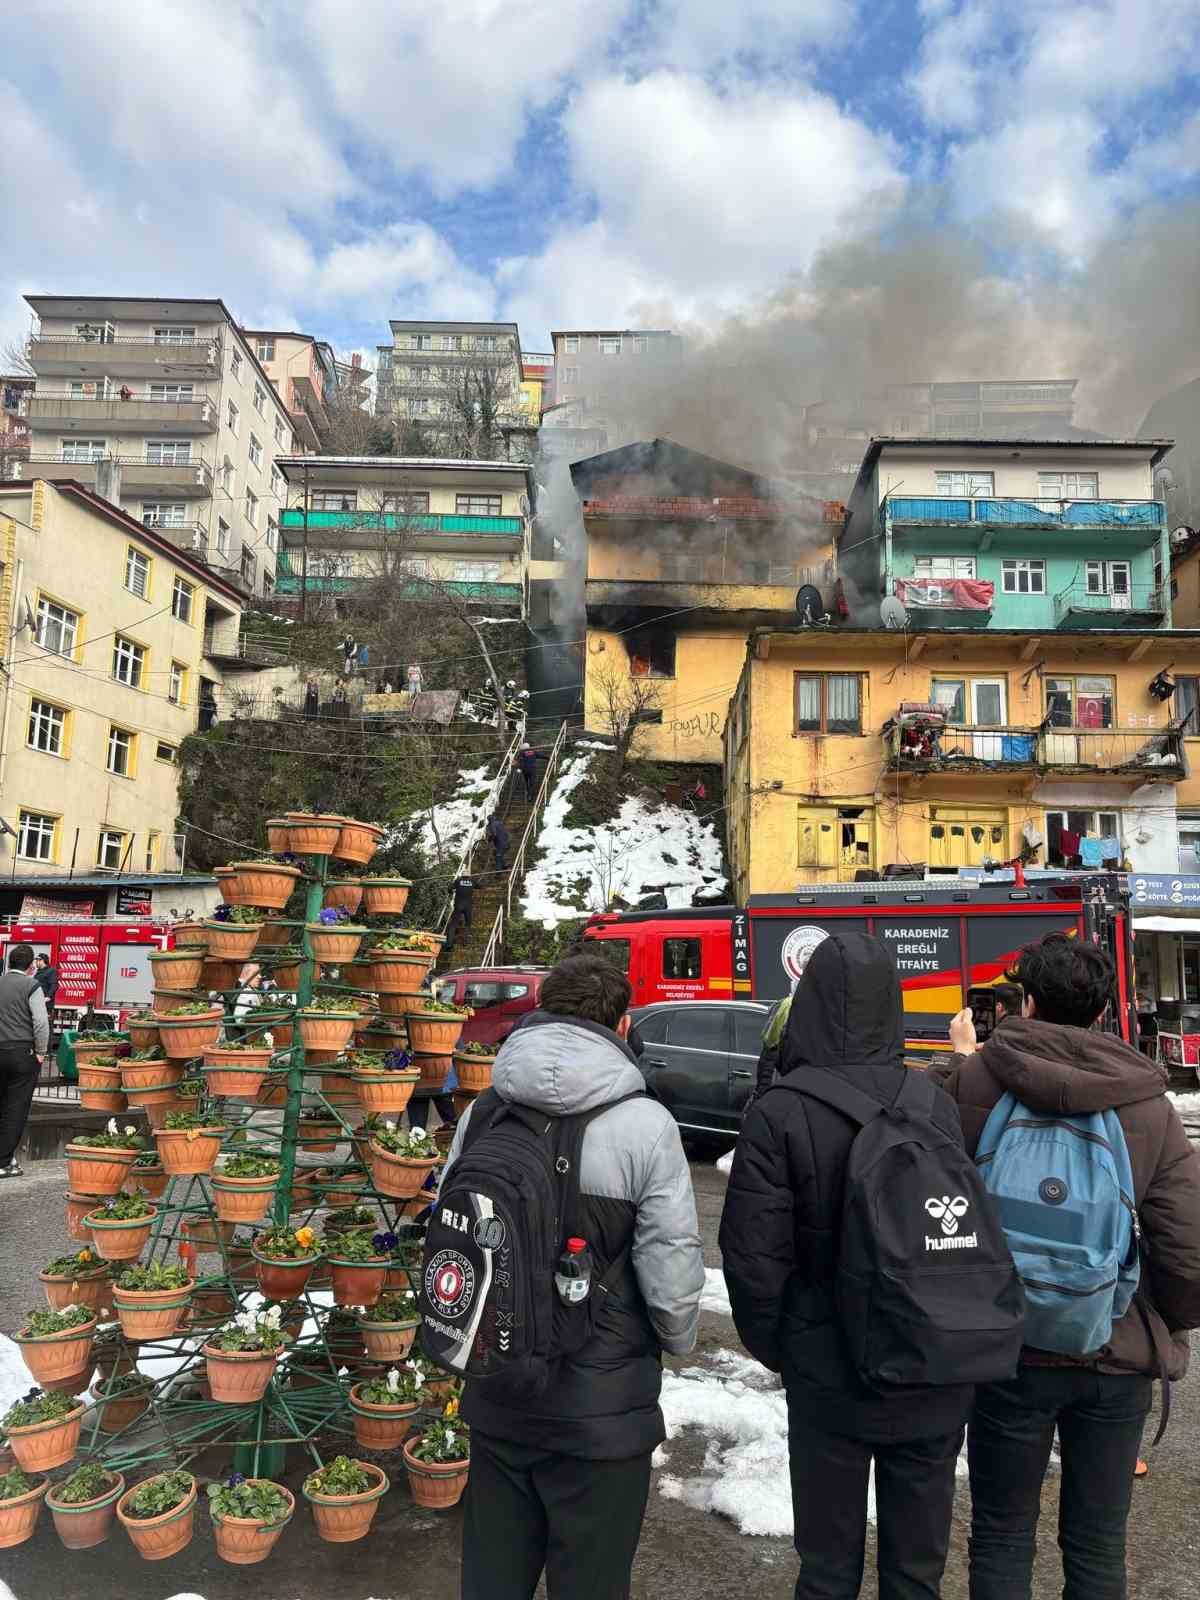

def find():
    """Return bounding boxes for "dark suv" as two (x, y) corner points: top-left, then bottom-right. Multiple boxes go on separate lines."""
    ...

(628, 1000), (769, 1134)
(433, 966), (549, 1050)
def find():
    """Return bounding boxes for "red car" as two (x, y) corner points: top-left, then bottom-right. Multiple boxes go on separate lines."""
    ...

(433, 965), (549, 1049)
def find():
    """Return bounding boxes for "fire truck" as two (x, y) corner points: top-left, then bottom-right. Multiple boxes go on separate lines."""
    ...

(582, 873), (1136, 1054)
(0, 918), (172, 1030)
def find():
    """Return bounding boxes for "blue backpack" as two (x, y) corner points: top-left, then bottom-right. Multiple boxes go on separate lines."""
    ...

(976, 1091), (1140, 1357)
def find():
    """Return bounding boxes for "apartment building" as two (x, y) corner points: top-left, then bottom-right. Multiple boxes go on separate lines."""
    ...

(519, 352), (553, 423)
(1, 375), (32, 474)
(0, 477), (243, 880)
(274, 455), (532, 615)
(551, 328), (681, 418)
(243, 330), (339, 450)
(18, 296), (298, 600)
(374, 321), (523, 434)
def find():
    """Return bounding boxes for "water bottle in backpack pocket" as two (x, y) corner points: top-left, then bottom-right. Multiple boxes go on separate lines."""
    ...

(976, 1091), (1140, 1357)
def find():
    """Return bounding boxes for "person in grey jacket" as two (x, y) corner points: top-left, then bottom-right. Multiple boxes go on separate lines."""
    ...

(0, 943), (50, 1177)
(446, 953), (704, 1600)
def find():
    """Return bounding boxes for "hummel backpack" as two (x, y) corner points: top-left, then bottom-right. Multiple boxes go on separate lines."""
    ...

(975, 1090), (1140, 1356)
(417, 1087), (642, 1400)
(778, 1066), (1025, 1389)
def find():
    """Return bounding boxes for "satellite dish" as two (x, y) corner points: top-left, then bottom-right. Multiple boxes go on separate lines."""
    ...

(880, 595), (909, 630)
(795, 584), (825, 625)
(22, 596), (36, 634)
(1171, 526), (1194, 550)
(519, 494), (531, 515)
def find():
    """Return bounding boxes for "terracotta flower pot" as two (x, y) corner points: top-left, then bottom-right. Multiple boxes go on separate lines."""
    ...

(202, 958), (242, 992)
(154, 1006), (225, 1059)
(125, 1163), (168, 1200)
(214, 866), (242, 905)
(290, 1174), (320, 1209)
(120, 1058), (184, 1093)
(317, 1068), (359, 1105)
(358, 1021), (409, 1052)
(286, 811), (342, 855)
(83, 1207), (156, 1262)
(211, 1481), (295, 1565)
(253, 1252), (320, 1299)
(112, 1280), (193, 1341)
(203, 1046), (273, 1098)
(181, 1215), (235, 1250)
(5, 1403), (85, 1473)
(301, 1118), (341, 1153)
(304, 1461), (388, 1544)
(265, 817), (291, 852)
(66, 1194), (100, 1245)
(148, 950), (205, 989)
(324, 879), (363, 915)
(16, 1317), (97, 1388)
(231, 861), (303, 911)
(452, 1051), (496, 1093)
(116, 1476), (197, 1560)
(384, 1261), (414, 1292)
(210, 1172), (278, 1224)
(73, 1038), (130, 1064)
(127, 1019), (161, 1051)
(91, 1382), (151, 1433)
(349, 1387), (420, 1450)
(202, 922), (262, 963)
(334, 819), (384, 867)
(362, 878), (413, 916)
(359, 1315), (419, 1362)
(403, 1440), (469, 1509)
(77, 1062), (127, 1113)
(374, 990), (414, 1019)
(271, 960), (303, 992)
(39, 1266), (110, 1314)
(405, 1010), (468, 1053)
(255, 919), (291, 950)
(0, 1474), (48, 1548)
(152, 986), (206, 1014)
(140, 1091), (184, 1130)
(369, 950), (432, 995)
(298, 1011), (356, 1051)
(47, 1470), (124, 1550)
(255, 1073), (289, 1107)
(354, 1067), (420, 1115)
(94, 1341), (136, 1384)
(172, 920), (210, 948)
(306, 924), (366, 963)
(204, 1345), (279, 1404)
(414, 1052), (452, 1091)
(369, 1141), (438, 1199)
(189, 1284), (238, 1323)
(329, 1257), (388, 1308)
(155, 1126), (225, 1176)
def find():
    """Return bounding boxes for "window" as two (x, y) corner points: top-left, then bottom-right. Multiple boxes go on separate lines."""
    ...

(18, 810), (56, 862)
(927, 805), (1009, 870)
(270, 465), (283, 498)
(168, 661), (187, 705)
(796, 804), (875, 871)
(97, 829), (128, 869)
(1045, 674), (1115, 729)
(244, 488), (258, 526)
(1045, 809), (1119, 867)
(1001, 558), (1046, 594)
(477, 335), (498, 353)
(632, 334), (648, 353)
(220, 456), (234, 493)
(230, 349), (243, 381)
(27, 699), (66, 756)
(216, 517), (231, 556)
(226, 399), (239, 434)
(74, 321), (114, 343)
(172, 575), (194, 623)
(36, 596), (79, 657)
(935, 470), (994, 497)
(155, 740), (178, 764)
(562, 366), (579, 385)
(930, 677), (1007, 725)
(664, 1008), (724, 1050)
(256, 339), (275, 362)
(381, 492), (430, 514)
(562, 335), (580, 354)
(60, 438), (106, 463)
(464, 980), (503, 1008)
(663, 938), (702, 980)
(1085, 560), (1132, 605)
(253, 383), (267, 416)
(455, 493), (502, 516)
(142, 501), (187, 527)
(125, 547), (151, 599)
(1179, 813), (1200, 871)
(106, 724), (135, 777)
(599, 335), (622, 355)
(265, 516), (278, 552)
(452, 560), (501, 584)
(794, 673), (862, 734)
(146, 439), (191, 464)
(241, 549), (256, 588)
(274, 416), (285, 446)
(112, 635), (145, 688)
(145, 833), (160, 872)
(913, 555), (976, 578)
(1038, 471), (1098, 500)
(68, 379), (110, 399)
(153, 326), (195, 345)
(149, 382), (193, 401)
(248, 433), (263, 469)
(311, 491), (356, 512)
(732, 1010), (766, 1056)
(262, 570), (275, 597)
(440, 334), (462, 352)
(627, 631), (675, 678)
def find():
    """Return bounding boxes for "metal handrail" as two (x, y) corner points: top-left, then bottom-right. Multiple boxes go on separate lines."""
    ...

(27, 387), (216, 403)
(437, 724), (525, 932)
(479, 720), (569, 967)
(31, 332), (223, 351)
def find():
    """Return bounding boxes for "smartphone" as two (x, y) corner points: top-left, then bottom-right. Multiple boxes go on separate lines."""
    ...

(967, 986), (997, 1042)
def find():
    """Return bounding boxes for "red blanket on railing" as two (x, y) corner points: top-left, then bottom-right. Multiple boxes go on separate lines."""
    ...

(895, 578), (995, 610)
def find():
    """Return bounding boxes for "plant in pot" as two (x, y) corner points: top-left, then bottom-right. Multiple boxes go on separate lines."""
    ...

(116, 1469), (197, 1560)
(76, 1054), (127, 1112)
(207, 1472), (295, 1565)
(350, 1361), (426, 1451)
(203, 1306), (289, 1404)
(286, 1342), (337, 1390)
(285, 810), (344, 855)
(297, 995), (357, 1052)
(228, 858), (303, 912)
(324, 873), (363, 915)
(300, 1104), (343, 1152)
(264, 944), (306, 991)
(351, 1046), (421, 1116)
(154, 998), (225, 1060)
(322, 1227), (388, 1308)
(83, 1191), (157, 1261)
(359, 1288), (420, 1361)
(306, 906), (367, 965)
(452, 1038), (499, 1093)
(323, 1305), (367, 1366)
(155, 1108), (226, 1176)
(252, 1224), (321, 1298)
(127, 1012), (161, 1051)
(112, 1261), (193, 1341)
(0, 1465), (48, 1549)
(72, 1030), (130, 1064)
(382, 1228), (424, 1292)
(361, 873), (414, 916)
(14, 1306), (97, 1392)
(1, 1390), (85, 1473)
(403, 1415), (470, 1509)
(120, 1045), (181, 1095)
(369, 1122), (440, 1199)
(302, 1454), (388, 1544)
(125, 1148), (168, 1200)
(91, 1371), (153, 1434)
(405, 997), (469, 1054)
(323, 1202), (378, 1239)
(203, 1040), (274, 1098)
(210, 1150), (281, 1223)
(314, 1162), (369, 1201)
(38, 1249), (110, 1314)
(368, 929), (438, 994)
(202, 905), (264, 964)
(46, 1460), (126, 1550)
(333, 816), (384, 868)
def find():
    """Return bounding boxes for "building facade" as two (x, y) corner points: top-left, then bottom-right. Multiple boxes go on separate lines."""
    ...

(550, 329), (682, 422)
(0, 478), (243, 880)
(374, 321), (523, 435)
(1, 375), (32, 474)
(17, 296), (298, 600)
(242, 331), (338, 451)
(519, 352), (553, 423)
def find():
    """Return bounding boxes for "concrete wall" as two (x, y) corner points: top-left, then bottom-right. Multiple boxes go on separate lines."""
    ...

(875, 446), (1157, 501)
(584, 628), (745, 763)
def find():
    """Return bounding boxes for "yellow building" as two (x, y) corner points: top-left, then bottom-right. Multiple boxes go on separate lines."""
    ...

(0, 478), (243, 877)
(726, 626), (1200, 900)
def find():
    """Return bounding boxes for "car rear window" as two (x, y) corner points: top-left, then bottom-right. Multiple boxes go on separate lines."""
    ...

(732, 1011), (766, 1056)
(464, 981), (504, 1008)
(665, 1009), (726, 1051)
(502, 983), (529, 1000)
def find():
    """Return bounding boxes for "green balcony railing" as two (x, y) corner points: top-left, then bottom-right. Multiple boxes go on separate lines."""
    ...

(278, 509), (522, 536)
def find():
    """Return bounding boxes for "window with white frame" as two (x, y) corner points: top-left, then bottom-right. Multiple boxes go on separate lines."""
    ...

(156, 741), (178, 764)
(935, 470), (994, 496)
(1045, 809), (1119, 867)
(36, 597), (78, 657)
(112, 635), (145, 688)
(441, 334), (462, 351)
(74, 321), (114, 343)
(241, 549), (256, 588)
(1001, 558), (1046, 594)
(455, 493), (502, 516)
(145, 833), (160, 872)
(154, 326), (195, 345)
(68, 379), (110, 399)
(106, 724), (135, 777)
(27, 699), (66, 756)
(146, 439), (191, 464)
(253, 383), (267, 416)
(244, 488), (258, 526)
(632, 335), (648, 353)
(453, 560), (502, 583)
(97, 828), (127, 869)
(1179, 813), (1200, 871)
(172, 575), (194, 623)
(562, 366), (579, 385)
(912, 555), (977, 578)
(216, 518), (231, 556)
(230, 349), (243, 381)
(248, 432), (263, 469)
(270, 465), (282, 498)
(168, 661), (187, 705)
(1038, 471), (1098, 499)
(142, 502), (187, 527)
(562, 335), (580, 354)
(477, 335), (498, 352)
(411, 334), (434, 350)
(274, 416), (285, 446)
(1085, 560), (1131, 602)
(265, 516), (278, 552)
(149, 383), (194, 401)
(60, 438), (106, 463)
(124, 547), (150, 599)
(226, 399), (239, 434)
(256, 339), (275, 362)
(381, 492), (429, 514)
(18, 810), (56, 862)
(220, 456), (234, 493)
(599, 335), (622, 355)
(262, 571), (275, 597)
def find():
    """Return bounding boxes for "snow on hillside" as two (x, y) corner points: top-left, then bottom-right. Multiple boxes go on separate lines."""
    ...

(377, 762), (499, 864)
(521, 751), (727, 925)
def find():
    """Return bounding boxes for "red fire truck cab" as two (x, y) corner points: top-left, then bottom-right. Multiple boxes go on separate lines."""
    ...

(0, 919), (171, 1027)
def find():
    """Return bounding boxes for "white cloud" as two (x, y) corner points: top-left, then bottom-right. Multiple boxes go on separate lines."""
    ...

(649, 0), (854, 66)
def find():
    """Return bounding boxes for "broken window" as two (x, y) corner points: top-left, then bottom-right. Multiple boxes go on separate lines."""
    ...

(628, 631), (675, 679)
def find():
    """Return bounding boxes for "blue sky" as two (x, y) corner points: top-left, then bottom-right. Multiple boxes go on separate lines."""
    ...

(4, 0), (1200, 375)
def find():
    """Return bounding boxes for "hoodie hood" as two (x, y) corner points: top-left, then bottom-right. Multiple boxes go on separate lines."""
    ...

(978, 1016), (1167, 1114)
(491, 1011), (646, 1115)
(781, 932), (905, 1073)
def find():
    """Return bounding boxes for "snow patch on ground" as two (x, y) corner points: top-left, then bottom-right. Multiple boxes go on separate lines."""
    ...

(521, 752), (727, 924)
(407, 762), (499, 863)
(1168, 1091), (1200, 1114)
(700, 1268), (732, 1317)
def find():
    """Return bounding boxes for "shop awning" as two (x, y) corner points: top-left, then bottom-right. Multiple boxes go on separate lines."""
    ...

(1133, 915), (1200, 933)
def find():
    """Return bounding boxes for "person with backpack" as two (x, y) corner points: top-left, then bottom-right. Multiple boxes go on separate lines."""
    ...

(486, 812), (510, 874)
(720, 931), (1023, 1599)
(932, 932), (1200, 1600)
(425, 953), (704, 1600)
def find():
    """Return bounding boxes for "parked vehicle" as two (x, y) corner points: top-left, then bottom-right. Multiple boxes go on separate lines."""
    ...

(433, 966), (548, 1050)
(628, 1000), (769, 1134)
(0, 918), (171, 1047)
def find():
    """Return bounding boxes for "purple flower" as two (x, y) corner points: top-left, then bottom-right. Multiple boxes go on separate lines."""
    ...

(227, 1472), (246, 1488)
(211, 904), (232, 922)
(384, 1048), (412, 1072)
(373, 1231), (398, 1253)
(318, 907), (340, 925)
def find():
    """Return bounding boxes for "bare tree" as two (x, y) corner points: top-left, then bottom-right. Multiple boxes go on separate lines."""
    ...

(590, 662), (664, 771)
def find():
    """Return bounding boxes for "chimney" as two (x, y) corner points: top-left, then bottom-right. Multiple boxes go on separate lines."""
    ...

(93, 456), (122, 507)
(351, 352), (362, 369)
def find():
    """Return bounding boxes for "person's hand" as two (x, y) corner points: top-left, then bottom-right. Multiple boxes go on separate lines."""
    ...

(949, 1008), (978, 1055)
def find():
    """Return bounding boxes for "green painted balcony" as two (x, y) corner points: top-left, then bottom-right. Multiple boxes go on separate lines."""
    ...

(279, 508), (522, 537)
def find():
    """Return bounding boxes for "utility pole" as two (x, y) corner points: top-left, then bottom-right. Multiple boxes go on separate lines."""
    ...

(301, 460), (311, 624)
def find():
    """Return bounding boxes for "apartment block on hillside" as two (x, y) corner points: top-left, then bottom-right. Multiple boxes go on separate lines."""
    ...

(243, 331), (339, 450)
(375, 321), (523, 436)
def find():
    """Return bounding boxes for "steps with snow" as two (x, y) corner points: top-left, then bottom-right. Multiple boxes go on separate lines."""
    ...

(439, 790), (533, 971)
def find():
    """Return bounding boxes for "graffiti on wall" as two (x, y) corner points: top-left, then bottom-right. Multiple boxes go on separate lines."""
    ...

(667, 711), (723, 740)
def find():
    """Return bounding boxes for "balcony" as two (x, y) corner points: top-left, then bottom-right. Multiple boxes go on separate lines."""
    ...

(893, 576), (994, 625)
(19, 454), (213, 497)
(1053, 582), (1167, 628)
(29, 332), (223, 377)
(886, 720), (1186, 781)
(278, 507), (523, 554)
(885, 495), (1165, 531)
(26, 391), (219, 433)
(149, 524), (242, 584)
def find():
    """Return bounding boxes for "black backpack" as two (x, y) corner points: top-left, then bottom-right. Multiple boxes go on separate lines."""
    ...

(417, 1087), (642, 1399)
(778, 1067), (1025, 1389)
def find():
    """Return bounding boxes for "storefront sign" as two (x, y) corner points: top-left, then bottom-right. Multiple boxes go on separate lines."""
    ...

(18, 895), (95, 920)
(1129, 874), (1200, 908)
(115, 887), (153, 916)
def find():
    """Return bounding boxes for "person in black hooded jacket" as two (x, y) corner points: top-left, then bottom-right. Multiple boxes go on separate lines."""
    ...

(719, 931), (974, 1600)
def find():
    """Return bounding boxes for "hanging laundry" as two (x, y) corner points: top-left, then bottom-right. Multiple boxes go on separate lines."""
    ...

(1079, 837), (1105, 867)
(1098, 836), (1122, 862)
(1059, 829), (1082, 858)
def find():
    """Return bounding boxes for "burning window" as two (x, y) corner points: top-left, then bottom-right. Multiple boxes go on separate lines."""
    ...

(628, 630), (675, 679)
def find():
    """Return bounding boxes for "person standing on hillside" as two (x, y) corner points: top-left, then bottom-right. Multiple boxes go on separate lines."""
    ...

(0, 944), (50, 1178)
(444, 874), (475, 957)
(517, 743), (541, 802)
(486, 812), (510, 874)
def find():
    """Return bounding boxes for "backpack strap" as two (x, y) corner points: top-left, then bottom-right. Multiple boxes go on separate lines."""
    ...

(555, 1091), (646, 1242)
(773, 1065), (890, 1126)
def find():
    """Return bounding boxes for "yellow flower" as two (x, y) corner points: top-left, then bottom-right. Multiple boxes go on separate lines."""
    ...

(443, 1397), (459, 1419)
(185, 1128), (200, 1143)
(294, 1226), (316, 1249)
(77, 1249), (93, 1263)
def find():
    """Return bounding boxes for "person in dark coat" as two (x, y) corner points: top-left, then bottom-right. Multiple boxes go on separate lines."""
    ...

(517, 743), (540, 801)
(486, 812), (510, 873)
(720, 932), (974, 1599)
(444, 875), (475, 955)
(303, 677), (319, 720)
(931, 933), (1200, 1600)
(34, 954), (58, 1008)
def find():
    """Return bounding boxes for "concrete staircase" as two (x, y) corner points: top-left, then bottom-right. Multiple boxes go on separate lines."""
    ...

(440, 784), (532, 971)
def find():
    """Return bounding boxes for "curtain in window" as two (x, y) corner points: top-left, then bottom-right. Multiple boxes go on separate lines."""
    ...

(796, 678), (821, 728)
(827, 675), (860, 731)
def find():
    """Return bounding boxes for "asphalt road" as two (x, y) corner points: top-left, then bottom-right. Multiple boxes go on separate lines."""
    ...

(1, 1155), (1198, 1599)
